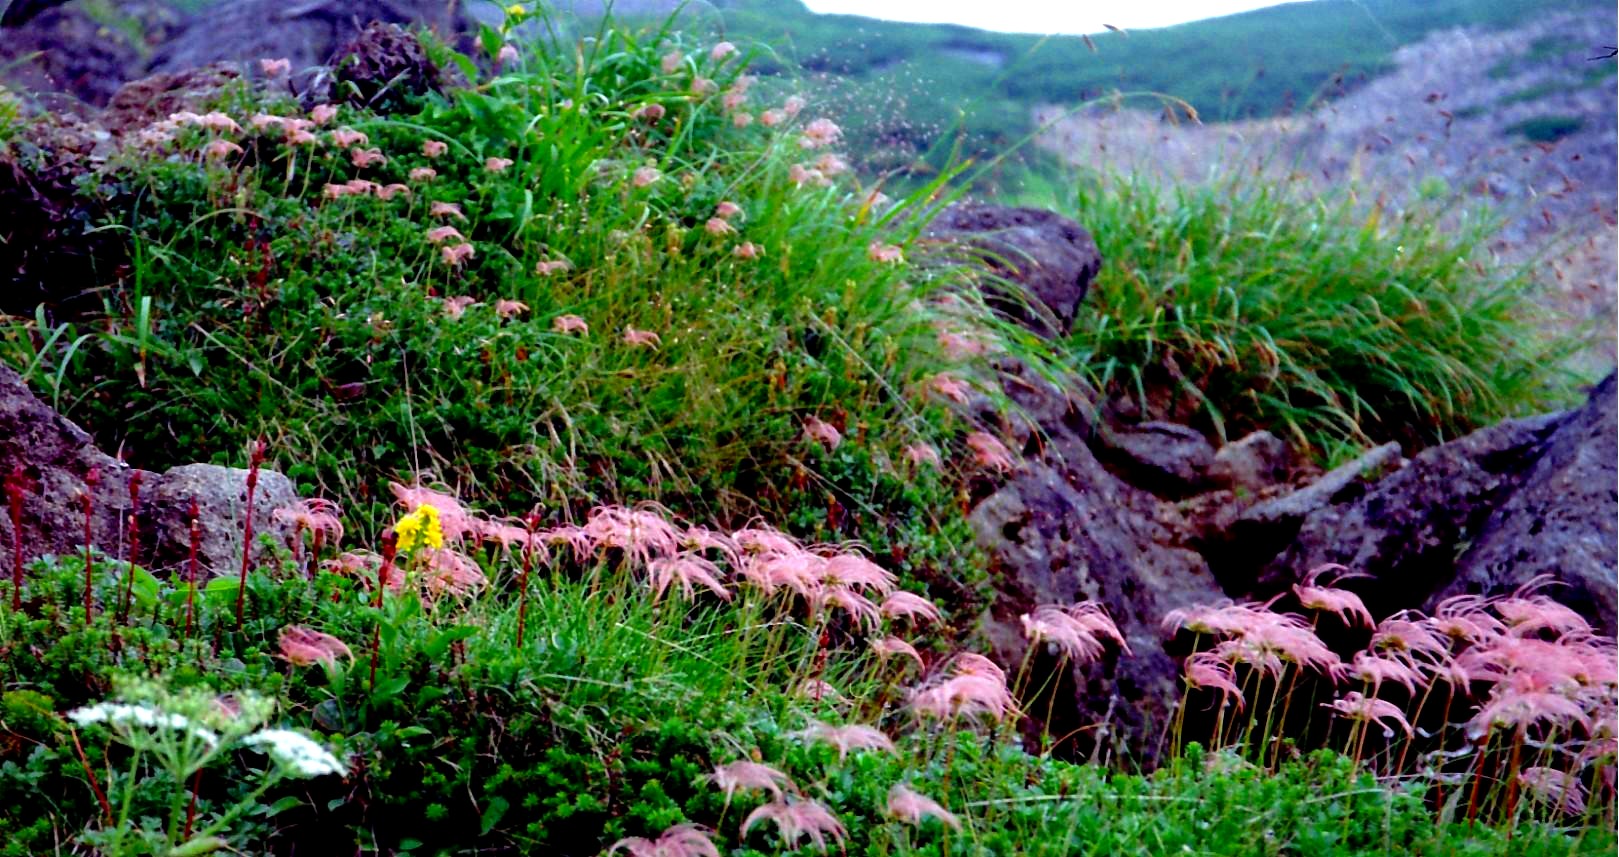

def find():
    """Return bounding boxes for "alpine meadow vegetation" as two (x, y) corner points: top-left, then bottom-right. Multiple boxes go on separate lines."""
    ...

(0, 5), (1612, 856)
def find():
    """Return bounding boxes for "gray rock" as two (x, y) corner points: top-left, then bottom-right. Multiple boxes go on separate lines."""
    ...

(1240, 441), (1405, 531)
(1252, 413), (1566, 618)
(1431, 374), (1617, 633)
(1210, 431), (1290, 495)
(969, 362), (1225, 765)
(142, 463), (298, 578)
(926, 204), (1102, 338)
(1096, 421), (1215, 498)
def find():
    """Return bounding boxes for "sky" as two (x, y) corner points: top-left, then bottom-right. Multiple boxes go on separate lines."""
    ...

(798, 0), (1302, 35)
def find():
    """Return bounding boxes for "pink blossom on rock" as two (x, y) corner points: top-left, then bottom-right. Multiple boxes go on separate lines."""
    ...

(259, 57), (291, 77)
(966, 431), (1015, 473)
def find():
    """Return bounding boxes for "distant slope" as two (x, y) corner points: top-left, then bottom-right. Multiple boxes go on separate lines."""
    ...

(712, 0), (1609, 173)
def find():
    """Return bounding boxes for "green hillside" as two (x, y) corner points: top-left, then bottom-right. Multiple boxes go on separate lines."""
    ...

(714, 0), (1609, 174)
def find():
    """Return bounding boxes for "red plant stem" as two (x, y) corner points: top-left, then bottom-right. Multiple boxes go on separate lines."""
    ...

(69, 727), (114, 826)
(309, 527), (324, 579)
(118, 472), (143, 625)
(370, 532), (398, 690)
(234, 439), (265, 629)
(7, 465), (25, 610)
(516, 515), (537, 648)
(183, 499), (201, 640)
(183, 768), (203, 839)
(81, 468), (99, 620)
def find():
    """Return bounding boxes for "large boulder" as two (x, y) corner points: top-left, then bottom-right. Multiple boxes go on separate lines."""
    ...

(968, 362), (1225, 764)
(927, 204), (1102, 338)
(0, 363), (297, 583)
(1430, 374), (1617, 632)
(1245, 373), (1616, 628)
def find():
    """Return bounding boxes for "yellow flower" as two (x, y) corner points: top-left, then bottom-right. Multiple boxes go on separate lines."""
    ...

(395, 505), (444, 553)
(504, 3), (526, 20)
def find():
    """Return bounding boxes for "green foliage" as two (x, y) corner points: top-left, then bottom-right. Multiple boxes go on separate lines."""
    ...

(1054, 168), (1581, 455)
(1507, 114), (1586, 142)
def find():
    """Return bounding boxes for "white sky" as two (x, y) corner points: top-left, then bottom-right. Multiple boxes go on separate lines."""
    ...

(799, 0), (1303, 35)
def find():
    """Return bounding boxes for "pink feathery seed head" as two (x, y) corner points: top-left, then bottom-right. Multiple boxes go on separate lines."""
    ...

(742, 797), (846, 852)
(886, 784), (961, 830)
(1371, 615), (1452, 662)
(278, 625), (353, 667)
(442, 296), (478, 318)
(1325, 691), (1413, 736)
(622, 327), (661, 348)
(408, 166), (437, 183)
(633, 102), (666, 122)
(660, 50), (683, 74)
(1497, 593), (1593, 639)
(691, 77), (718, 96)
(822, 553), (897, 594)
(732, 523), (802, 556)
(426, 225), (464, 244)
(423, 548), (486, 595)
(802, 415), (842, 450)
(903, 443), (941, 468)
(1021, 605), (1105, 664)
(388, 482), (477, 542)
(708, 760), (792, 801)
(937, 329), (987, 359)
(799, 117), (842, 148)
(583, 505), (682, 569)
(249, 113), (285, 132)
(1210, 638), (1286, 681)
(794, 720), (895, 760)
(330, 127), (368, 148)
(881, 590), (944, 625)
(1160, 600), (1267, 638)
(609, 823), (721, 857)
(1293, 564), (1374, 629)
(740, 549), (825, 599)
(350, 147), (386, 168)
(722, 90), (748, 112)
(680, 526), (741, 569)
(309, 104), (338, 125)
(814, 585), (881, 632)
(1467, 685), (1593, 739)
(476, 518), (541, 554)
(948, 652), (1007, 683)
(1519, 767), (1589, 816)
(871, 636), (925, 669)
(927, 373), (971, 404)
(632, 166), (661, 188)
(1184, 651), (1245, 710)
(782, 95), (807, 115)
(1245, 620), (1342, 675)
(429, 201), (466, 220)
(485, 156), (514, 173)
(375, 183), (411, 201)
(535, 258), (572, 275)
(867, 241), (904, 264)
(344, 179), (380, 196)
(272, 497), (345, 545)
(441, 243), (475, 266)
(732, 241), (764, 260)
(909, 672), (1015, 722)
(788, 163), (826, 187)
(646, 553), (732, 603)
(966, 431), (1015, 473)
(195, 111), (242, 133)
(797, 678), (844, 704)
(496, 43), (519, 66)
(759, 108), (785, 127)
(538, 523), (594, 563)
(1349, 651), (1427, 695)
(203, 139), (242, 160)
(494, 299), (529, 319)
(710, 41), (738, 61)
(704, 217), (736, 237)
(259, 57), (291, 77)
(421, 139), (447, 158)
(814, 153), (848, 176)
(552, 314), (589, 335)
(284, 127), (318, 146)
(714, 200), (743, 220)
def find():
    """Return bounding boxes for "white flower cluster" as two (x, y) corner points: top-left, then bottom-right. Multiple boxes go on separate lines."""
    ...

(242, 728), (347, 778)
(67, 702), (220, 747)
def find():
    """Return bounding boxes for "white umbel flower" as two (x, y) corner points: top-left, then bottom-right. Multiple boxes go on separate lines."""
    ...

(68, 702), (220, 747)
(242, 728), (346, 778)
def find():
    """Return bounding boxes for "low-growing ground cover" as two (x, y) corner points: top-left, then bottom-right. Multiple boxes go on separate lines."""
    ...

(0, 8), (1612, 856)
